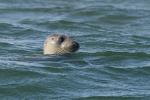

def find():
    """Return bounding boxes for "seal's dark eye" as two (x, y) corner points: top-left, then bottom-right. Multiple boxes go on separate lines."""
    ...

(60, 36), (65, 43)
(51, 37), (55, 40)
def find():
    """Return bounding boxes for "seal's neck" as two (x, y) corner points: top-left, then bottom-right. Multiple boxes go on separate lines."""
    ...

(43, 43), (58, 55)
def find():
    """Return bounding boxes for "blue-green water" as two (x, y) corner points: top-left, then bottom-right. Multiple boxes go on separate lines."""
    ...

(0, 0), (150, 100)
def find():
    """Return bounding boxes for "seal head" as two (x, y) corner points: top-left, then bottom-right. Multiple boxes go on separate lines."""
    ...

(43, 34), (79, 55)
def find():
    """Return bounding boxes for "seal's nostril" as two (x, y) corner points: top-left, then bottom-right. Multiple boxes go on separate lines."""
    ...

(76, 42), (80, 49)
(72, 42), (80, 50)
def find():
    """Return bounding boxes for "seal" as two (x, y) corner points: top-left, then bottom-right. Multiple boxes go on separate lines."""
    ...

(43, 34), (79, 55)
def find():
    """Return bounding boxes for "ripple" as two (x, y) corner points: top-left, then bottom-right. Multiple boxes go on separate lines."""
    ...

(76, 96), (149, 100)
(99, 14), (139, 25)
(0, 41), (13, 47)
(0, 7), (71, 13)
(78, 51), (150, 59)
(0, 68), (44, 78)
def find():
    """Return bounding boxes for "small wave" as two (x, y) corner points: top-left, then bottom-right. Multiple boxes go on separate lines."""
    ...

(99, 14), (139, 25)
(0, 42), (13, 47)
(0, 68), (44, 78)
(35, 20), (82, 27)
(0, 22), (19, 32)
(22, 19), (90, 32)
(0, 6), (72, 13)
(76, 96), (148, 100)
(107, 65), (150, 74)
(78, 51), (150, 58)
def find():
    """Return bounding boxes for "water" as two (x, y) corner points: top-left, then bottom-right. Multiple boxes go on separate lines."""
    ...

(0, 0), (150, 99)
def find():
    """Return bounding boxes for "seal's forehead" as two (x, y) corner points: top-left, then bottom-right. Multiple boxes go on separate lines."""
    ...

(46, 34), (59, 39)
(51, 34), (60, 37)
(48, 34), (68, 38)
(48, 34), (59, 37)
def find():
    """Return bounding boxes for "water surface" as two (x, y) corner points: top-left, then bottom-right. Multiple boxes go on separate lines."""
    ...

(0, 0), (150, 99)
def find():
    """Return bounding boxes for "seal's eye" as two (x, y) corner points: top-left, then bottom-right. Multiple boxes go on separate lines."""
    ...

(59, 36), (65, 43)
(51, 37), (55, 40)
